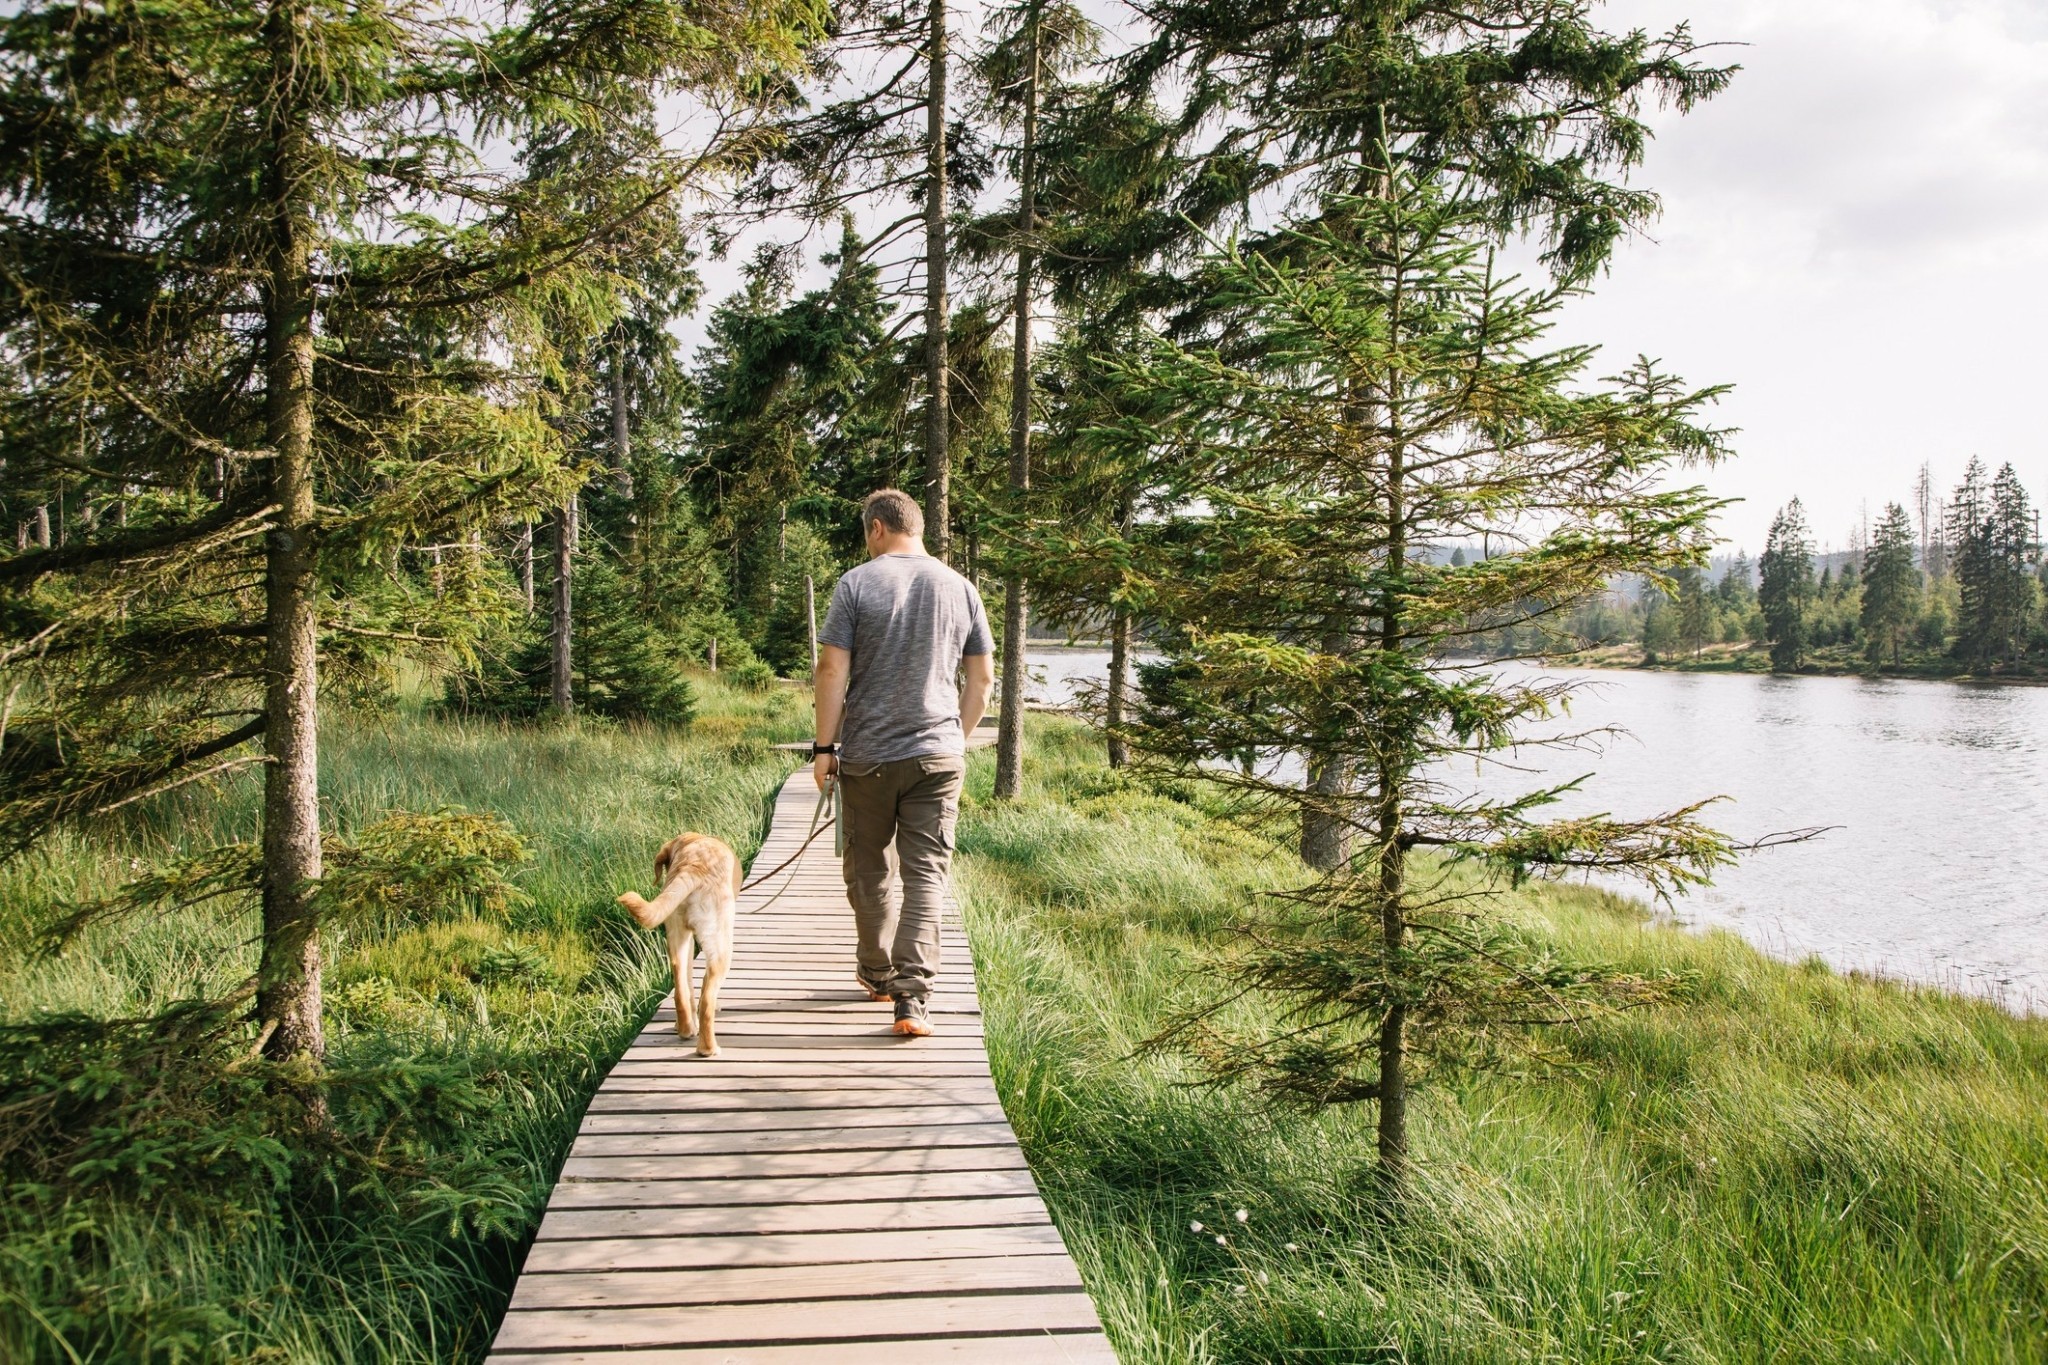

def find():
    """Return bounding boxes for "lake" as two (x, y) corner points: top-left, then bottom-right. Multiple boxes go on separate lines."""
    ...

(1021, 648), (2048, 1011)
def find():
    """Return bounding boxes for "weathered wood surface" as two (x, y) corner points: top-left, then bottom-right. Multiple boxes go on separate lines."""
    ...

(489, 771), (1113, 1362)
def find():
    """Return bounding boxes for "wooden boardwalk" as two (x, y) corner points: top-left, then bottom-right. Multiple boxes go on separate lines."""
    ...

(489, 770), (1115, 1363)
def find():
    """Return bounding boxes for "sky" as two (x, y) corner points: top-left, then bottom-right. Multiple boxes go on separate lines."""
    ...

(683, 0), (2048, 556)
(1535, 0), (2048, 553)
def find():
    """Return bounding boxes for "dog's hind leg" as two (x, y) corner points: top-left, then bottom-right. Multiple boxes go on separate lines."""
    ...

(666, 918), (697, 1039)
(696, 941), (730, 1058)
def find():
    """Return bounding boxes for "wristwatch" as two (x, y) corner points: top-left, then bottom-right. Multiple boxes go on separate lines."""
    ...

(810, 742), (839, 759)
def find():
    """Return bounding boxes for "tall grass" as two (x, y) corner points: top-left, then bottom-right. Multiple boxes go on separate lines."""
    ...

(0, 673), (808, 1363)
(957, 721), (2048, 1364)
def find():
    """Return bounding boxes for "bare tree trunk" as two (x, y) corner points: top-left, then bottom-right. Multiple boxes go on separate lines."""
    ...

(610, 330), (638, 560)
(552, 494), (577, 715)
(516, 520), (534, 611)
(32, 505), (50, 549)
(1301, 752), (1354, 870)
(1375, 271), (1411, 1180)
(256, 7), (324, 1067)
(1105, 608), (1132, 769)
(922, 0), (951, 561)
(994, 10), (1039, 801)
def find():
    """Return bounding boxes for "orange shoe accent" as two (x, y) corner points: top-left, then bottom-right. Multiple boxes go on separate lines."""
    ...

(893, 1015), (934, 1038)
(855, 977), (890, 1002)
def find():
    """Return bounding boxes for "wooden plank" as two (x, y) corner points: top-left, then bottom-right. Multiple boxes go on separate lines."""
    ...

(560, 1147), (1031, 1182)
(491, 1334), (1120, 1364)
(506, 1253), (1080, 1310)
(547, 1169), (1041, 1209)
(569, 1124), (1017, 1159)
(610, 1048), (989, 1066)
(638, 1013), (986, 1030)
(494, 1292), (1098, 1352)
(595, 1063), (997, 1080)
(618, 1035), (987, 1055)
(534, 1194), (1052, 1241)
(584, 1087), (1002, 1112)
(585, 1077), (996, 1098)
(521, 1222), (1074, 1274)
(577, 1103), (1008, 1134)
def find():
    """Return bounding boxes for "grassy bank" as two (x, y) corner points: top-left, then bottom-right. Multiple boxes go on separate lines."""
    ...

(957, 721), (2048, 1363)
(0, 674), (806, 1363)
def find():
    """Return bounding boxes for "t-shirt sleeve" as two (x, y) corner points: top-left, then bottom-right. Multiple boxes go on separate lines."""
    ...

(819, 575), (857, 651)
(961, 581), (994, 657)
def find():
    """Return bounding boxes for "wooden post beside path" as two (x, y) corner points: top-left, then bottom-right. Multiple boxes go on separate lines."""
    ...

(487, 771), (1113, 1362)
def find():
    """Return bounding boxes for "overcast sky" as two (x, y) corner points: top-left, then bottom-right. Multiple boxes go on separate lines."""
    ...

(686, 0), (2048, 555)
(1543, 0), (2048, 553)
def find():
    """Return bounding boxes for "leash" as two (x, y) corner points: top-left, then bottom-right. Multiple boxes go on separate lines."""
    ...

(735, 774), (838, 913)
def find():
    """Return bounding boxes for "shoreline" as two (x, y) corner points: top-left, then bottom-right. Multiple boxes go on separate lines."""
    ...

(1544, 642), (2048, 687)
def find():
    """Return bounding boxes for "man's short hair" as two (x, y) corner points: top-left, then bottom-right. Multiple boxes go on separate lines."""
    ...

(862, 488), (924, 538)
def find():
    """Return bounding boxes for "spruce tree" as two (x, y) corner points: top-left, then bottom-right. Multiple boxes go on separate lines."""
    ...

(1955, 463), (2039, 666)
(1066, 0), (1734, 865)
(1758, 500), (1815, 671)
(1675, 566), (1713, 658)
(1860, 502), (1921, 665)
(1103, 171), (1734, 1177)
(0, 0), (815, 1063)
(741, 0), (982, 560)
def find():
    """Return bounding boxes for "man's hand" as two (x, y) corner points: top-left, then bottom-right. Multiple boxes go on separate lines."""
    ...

(813, 645), (850, 791)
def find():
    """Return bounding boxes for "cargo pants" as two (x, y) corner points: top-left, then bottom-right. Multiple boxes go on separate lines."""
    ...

(837, 753), (965, 1001)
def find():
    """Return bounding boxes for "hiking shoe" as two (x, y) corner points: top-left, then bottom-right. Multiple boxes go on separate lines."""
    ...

(855, 972), (890, 1003)
(891, 995), (934, 1037)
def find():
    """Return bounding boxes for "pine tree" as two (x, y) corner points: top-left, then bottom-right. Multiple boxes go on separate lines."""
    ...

(740, 0), (984, 560)
(1758, 500), (1815, 670)
(1103, 171), (1733, 1178)
(1860, 502), (1920, 665)
(0, 0), (815, 1063)
(1071, 0), (1733, 865)
(1675, 567), (1713, 658)
(686, 228), (894, 649)
(1112, 0), (1735, 303)
(1953, 462), (2039, 666)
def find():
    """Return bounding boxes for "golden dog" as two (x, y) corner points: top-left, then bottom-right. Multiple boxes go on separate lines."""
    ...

(618, 832), (740, 1058)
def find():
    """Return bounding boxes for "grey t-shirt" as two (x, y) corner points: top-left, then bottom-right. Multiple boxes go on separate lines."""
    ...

(820, 552), (993, 765)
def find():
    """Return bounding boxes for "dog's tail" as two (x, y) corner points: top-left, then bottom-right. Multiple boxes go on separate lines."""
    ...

(618, 891), (668, 929)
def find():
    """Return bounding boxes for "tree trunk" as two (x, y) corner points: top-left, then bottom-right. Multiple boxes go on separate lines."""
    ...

(1301, 752), (1353, 870)
(552, 494), (577, 714)
(1375, 267), (1411, 1178)
(32, 505), (50, 549)
(1105, 607), (1131, 769)
(610, 330), (638, 560)
(993, 14), (1039, 801)
(516, 520), (534, 611)
(922, 0), (951, 561)
(256, 1), (324, 1066)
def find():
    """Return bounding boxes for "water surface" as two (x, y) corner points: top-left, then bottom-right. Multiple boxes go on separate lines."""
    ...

(1023, 650), (2048, 1010)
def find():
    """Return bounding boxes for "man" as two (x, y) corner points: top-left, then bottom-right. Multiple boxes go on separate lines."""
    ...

(813, 489), (994, 1037)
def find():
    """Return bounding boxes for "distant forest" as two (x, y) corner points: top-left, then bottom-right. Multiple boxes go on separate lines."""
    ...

(1478, 458), (2048, 674)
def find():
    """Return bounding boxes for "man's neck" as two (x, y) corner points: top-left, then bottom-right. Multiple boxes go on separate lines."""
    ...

(869, 535), (924, 558)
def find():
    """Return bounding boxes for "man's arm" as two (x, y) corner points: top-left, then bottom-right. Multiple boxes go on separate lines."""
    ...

(959, 651), (994, 738)
(814, 644), (850, 790)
